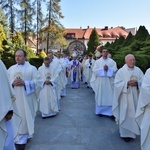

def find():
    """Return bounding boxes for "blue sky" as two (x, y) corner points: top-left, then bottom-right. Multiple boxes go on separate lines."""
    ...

(60, 0), (150, 32)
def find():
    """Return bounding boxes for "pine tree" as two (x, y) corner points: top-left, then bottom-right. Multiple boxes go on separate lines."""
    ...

(0, 0), (17, 35)
(46, 0), (64, 27)
(114, 36), (125, 51)
(134, 26), (149, 41)
(0, 7), (10, 38)
(122, 32), (134, 46)
(17, 0), (36, 44)
(87, 28), (100, 54)
(145, 35), (150, 46)
(36, 0), (45, 53)
(45, 0), (64, 51)
(104, 42), (111, 48)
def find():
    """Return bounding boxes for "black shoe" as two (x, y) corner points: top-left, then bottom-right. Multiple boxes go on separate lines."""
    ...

(122, 137), (132, 142)
(42, 116), (51, 119)
(110, 115), (115, 121)
(87, 86), (90, 88)
(84, 82), (87, 84)
(42, 117), (47, 119)
(42, 114), (56, 119)
(15, 144), (26, 150)
(97, 114), (104, 117)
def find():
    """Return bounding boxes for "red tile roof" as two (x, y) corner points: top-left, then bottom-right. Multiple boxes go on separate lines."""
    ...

(65, 26), (129, 40)
(65, 28), (86, 39)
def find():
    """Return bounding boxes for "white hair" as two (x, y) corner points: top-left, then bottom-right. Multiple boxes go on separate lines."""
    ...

(125, 54), (135, 61)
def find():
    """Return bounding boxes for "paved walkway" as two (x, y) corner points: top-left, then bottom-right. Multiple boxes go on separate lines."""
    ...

(26, 83), (140, 150)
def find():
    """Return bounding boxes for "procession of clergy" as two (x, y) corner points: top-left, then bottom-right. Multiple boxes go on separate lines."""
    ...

(1, 47), (150, 150)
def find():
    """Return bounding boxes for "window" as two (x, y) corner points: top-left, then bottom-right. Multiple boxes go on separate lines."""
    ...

(66, 33), (75, 39)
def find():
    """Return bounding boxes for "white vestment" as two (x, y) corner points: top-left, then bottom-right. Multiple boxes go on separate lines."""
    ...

(64, 57), (69, 68)
(47, 57), (62, 110)
(64, 57), (70, 83)
(8, 61), (42, 144)
(38, 63), (59, 117)
(0, 60), (21, 150)
(85, 58), (95, 87)
(51, 57), (63, 101)
(90, 57), (117, 116)
(56, 57), (67, 96)
(112, 64), (143, 138)
(68, 59), (82, 88)
(136, 68), (150, 150)
(81, 58), (87, 83)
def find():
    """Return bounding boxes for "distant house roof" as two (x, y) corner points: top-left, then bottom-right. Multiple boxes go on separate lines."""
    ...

(65, 28), (86, 39)
(65, 26), (129, 40)
(125, 27), (137, 35)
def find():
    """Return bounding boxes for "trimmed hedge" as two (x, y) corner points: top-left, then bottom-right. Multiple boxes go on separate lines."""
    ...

(29, 58), (43, 69)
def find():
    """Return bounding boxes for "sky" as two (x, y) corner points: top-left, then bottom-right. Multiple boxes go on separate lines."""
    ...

(59, 0), (150, 32)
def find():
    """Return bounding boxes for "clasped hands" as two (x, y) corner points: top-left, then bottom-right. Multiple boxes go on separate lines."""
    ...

(44, 80), (53, 86)
(12, 78), (25, 86)
(127, 80), (138, 86)
(104, 65), (108, 71)
(5, 110), (13, 121)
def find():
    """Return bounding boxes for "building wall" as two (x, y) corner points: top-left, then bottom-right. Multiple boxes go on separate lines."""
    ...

(39, 26), (135, 55)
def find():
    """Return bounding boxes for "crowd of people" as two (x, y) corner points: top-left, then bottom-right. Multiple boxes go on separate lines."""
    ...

(1, 47), (150, 150)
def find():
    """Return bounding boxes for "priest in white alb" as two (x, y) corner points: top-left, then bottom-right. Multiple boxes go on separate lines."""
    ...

(8, 49), (42, 150)
(38, 57), (59, 118)
(135, 68), (150, 150)
(112, 54), (143, 142)
(0, 60), (21, 150)
(90, 49), (117, 117)
(47, 50), (62, 109)
(56, 51), (68, 97)
(81, 55), (88, 83)
(85, 54), (95, 88)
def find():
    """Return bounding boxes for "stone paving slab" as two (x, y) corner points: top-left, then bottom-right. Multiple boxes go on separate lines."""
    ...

(26, 83), (141, 150)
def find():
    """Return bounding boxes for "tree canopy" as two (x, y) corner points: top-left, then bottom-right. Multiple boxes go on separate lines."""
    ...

(87, 28), (100, 54)
(105, 25), (150, 72)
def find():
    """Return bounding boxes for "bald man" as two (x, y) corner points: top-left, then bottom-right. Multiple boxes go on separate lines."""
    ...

(112, 54), (143, 142)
